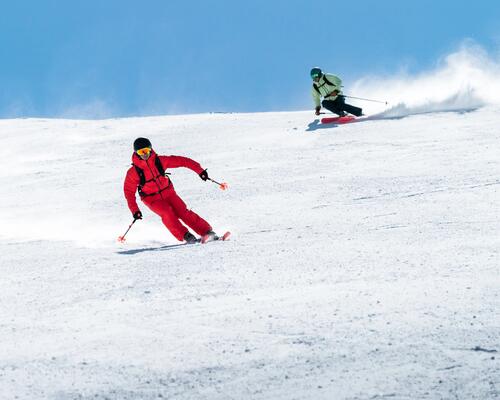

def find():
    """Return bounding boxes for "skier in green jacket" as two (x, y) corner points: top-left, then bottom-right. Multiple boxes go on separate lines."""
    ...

(311, 67), (362, 117)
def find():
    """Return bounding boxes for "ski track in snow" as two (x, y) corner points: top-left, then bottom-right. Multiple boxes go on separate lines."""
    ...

(0, 108), (499, 399)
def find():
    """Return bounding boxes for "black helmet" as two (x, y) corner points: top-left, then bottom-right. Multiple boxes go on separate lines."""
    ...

(310, 67), (322, 79)
(133, 137), (152, 151)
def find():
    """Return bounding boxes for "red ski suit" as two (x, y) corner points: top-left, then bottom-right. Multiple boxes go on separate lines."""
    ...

(123, 150), (212, 241)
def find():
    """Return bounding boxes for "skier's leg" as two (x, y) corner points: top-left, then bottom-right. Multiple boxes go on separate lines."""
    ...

(167, 190), (212, 236)
(324, 96), (363, 117)
(146, 198), (189, 241)
(321, 99), (345, 116)
(341, 98), (363, 116)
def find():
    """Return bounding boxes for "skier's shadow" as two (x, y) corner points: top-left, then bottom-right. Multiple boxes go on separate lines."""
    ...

(117, 243), (191, 255)
(306, 115), (390, 131)
(306, 119), (340, 131)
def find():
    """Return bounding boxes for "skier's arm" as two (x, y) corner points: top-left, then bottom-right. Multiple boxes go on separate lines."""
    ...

(123, 168), (141, 215)
(312, 86), (321, 108)
(324, 73), (343, 95)
(160, 155), (204, 175)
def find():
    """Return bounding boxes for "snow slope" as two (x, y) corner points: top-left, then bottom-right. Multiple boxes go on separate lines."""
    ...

(0, 107), (499, 399)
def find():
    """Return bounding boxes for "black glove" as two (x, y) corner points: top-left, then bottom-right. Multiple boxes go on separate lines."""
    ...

(315, 106), (321, 116)
(199, 169), (209, 181)
(133, 211), (143, 220)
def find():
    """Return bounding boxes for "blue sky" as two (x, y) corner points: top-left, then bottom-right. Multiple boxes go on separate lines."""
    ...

(2, 0), (500, 118)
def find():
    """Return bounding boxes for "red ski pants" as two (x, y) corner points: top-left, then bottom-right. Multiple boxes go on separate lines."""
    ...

(144, 188), (211, 241)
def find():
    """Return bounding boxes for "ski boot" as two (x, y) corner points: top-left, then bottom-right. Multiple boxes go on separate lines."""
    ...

(201, 230), (217, 244)
(184, 231), (198, 244)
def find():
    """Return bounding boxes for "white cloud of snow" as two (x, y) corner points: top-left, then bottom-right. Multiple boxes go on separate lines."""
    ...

(57, 98), (117, 119)
(352, 41), (500, 117)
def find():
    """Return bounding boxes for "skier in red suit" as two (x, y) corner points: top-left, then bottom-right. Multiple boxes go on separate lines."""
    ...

(123, 137), (215, 243)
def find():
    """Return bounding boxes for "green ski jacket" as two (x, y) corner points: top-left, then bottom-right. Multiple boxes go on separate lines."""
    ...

(312, 73), (343, 107)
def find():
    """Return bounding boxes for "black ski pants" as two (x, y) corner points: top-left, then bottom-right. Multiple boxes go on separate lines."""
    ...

(322, 96), (363, 117)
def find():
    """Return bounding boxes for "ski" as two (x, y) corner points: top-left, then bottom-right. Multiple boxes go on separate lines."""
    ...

(321, 115), (357, 124)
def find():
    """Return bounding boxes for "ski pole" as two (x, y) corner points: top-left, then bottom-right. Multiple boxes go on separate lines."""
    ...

(343, 95), (388, 105)
(209, 178), (229, 190)
(117, 218), (138, 243)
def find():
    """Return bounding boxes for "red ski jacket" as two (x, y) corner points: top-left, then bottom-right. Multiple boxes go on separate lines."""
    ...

(123, 150), (204, 214)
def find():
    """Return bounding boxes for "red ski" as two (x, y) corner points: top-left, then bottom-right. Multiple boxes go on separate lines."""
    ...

(321, 115), (357, 124)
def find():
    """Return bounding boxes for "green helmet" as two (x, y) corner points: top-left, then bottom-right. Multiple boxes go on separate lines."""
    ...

(310, 67), (322, 79)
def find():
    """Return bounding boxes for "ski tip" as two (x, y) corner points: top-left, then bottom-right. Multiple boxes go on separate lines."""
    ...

(221, 231), (231, 241)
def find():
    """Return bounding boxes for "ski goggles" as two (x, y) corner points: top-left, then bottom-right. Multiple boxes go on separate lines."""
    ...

(136, 147), (151, 156)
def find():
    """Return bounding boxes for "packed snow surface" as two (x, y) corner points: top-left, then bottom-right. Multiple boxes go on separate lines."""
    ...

(1, 106), (499, 399)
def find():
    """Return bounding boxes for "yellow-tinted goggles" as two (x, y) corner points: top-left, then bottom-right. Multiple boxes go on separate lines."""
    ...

(136, 147), (151, 156)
